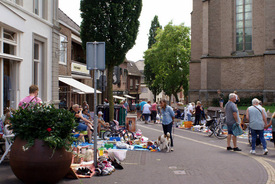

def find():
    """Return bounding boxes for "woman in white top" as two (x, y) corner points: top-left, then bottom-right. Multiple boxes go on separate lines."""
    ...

(142, 101), (151, 124)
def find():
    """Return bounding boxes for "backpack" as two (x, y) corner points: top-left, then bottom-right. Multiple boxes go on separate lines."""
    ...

(136, 104), (140, 110)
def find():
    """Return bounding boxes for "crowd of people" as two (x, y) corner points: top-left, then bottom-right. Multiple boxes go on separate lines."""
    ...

(2, 85), (275, 156)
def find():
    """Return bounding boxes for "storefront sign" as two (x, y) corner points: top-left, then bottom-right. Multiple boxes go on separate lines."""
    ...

(71, 62), (90, 75)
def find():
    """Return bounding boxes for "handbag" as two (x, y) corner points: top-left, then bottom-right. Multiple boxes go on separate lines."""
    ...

(232, 123), (243, 136)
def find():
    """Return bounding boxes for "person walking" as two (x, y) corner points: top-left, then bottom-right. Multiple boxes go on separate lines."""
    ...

(246, 98), (268, 155)
(194, 101), (202, 125)
(225, 93), (242, 151)
(151, 101), (158, 124)
(160, 99), (175, 151)
(142, 101), (151, 124)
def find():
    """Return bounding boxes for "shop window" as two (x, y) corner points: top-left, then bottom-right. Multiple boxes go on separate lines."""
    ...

(59, 34), (67, 65)
(236, 0), (252, 51)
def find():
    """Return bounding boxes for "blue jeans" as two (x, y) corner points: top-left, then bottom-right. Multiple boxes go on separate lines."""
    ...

(162, 122), (173, 147)
(76, 123), (87, 131)
(143, 114), (150, 121)
(251, 129), (266, 150)
(187, 114), (192, 121)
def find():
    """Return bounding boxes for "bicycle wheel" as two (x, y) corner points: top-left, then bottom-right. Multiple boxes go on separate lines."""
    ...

(207, 125), (214, 137)
(214, 123), (228, 139)
(123, 131), (135, 141)
(102, 131), (112, 140)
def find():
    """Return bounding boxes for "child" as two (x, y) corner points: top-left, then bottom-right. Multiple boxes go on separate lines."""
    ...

(266, 112), (275, 148)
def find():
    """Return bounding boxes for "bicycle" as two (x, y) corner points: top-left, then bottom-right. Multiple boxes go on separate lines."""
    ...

(206, 111), (228, 139)
(102, 121), (135, 141)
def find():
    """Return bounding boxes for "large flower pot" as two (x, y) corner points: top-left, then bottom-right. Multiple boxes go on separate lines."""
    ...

(10, 138), (72, 184)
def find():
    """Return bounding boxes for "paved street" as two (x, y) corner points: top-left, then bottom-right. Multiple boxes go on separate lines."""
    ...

(1, 119), (275, 184)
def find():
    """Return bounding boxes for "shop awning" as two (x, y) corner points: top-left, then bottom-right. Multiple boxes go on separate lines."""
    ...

(59, 77), (101, 94)
(124, 94), (136, 99)
(113, 95), (126, 100)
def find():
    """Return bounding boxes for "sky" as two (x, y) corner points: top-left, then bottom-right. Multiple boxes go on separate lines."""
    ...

(59, 0), (193, 62)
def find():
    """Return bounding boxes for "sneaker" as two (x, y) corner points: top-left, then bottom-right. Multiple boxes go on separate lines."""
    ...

(227, 147), (233, 151)
(250, 150), (256, 154)
(263, 149), (268, 155)
(171, 147), (174, 152)
(233, 147), (242, 151)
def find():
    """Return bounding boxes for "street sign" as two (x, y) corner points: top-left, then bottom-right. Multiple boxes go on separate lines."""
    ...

(86, 42), (105, 70)
(86, 41), (105, 167)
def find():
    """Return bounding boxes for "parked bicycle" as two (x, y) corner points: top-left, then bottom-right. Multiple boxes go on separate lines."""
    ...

(206, 111), (227, 139)
(102, 120), (135, 141)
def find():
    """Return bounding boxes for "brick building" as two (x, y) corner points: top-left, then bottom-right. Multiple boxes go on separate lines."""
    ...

(189, 0), (275, 105)
(58, 9), (100, 110)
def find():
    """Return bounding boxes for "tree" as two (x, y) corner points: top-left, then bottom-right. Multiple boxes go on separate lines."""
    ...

(148, 16), (162, 49)
(144, 22), (190, 103)
(144, 16), (162, 101)
(80, 0), (142, 120)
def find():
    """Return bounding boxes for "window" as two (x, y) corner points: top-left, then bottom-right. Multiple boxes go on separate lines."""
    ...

(236, 0), (252, 51)
(34, 0), (47, 19)
(59, 34), (67, 64)
(130, 79), (133, 89)
(33, 42), (40, 86)
(1, 29), (17, 56)
(34, 0), (39, 15)
(9, 0), (22, 5)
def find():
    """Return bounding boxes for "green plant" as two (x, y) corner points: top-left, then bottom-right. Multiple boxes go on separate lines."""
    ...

(10, 103), (77, 151)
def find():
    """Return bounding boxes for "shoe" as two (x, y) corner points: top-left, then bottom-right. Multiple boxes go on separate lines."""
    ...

(227, 147), (233, 151)
(233, 147), (242, 151)
(250, 150), (256, 154)
(171, 147), (174, 152)
(263, 149), (268, 155)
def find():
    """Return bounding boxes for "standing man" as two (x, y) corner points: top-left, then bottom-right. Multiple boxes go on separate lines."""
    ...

(160, 99), (175, 151)
(246, 98), (268, 155)
(18, 85), (42, 108)
(225, 93), (242, 151)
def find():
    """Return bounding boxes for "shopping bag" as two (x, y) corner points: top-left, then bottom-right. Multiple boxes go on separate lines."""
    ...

(232, 123), (243, 136)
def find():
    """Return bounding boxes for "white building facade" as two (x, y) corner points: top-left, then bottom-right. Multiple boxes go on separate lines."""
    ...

(0, 0), (59, 114)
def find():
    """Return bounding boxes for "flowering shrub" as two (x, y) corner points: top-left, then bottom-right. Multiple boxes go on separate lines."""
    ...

(10, 103), (77, 151)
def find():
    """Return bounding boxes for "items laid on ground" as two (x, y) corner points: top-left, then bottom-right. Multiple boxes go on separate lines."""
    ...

(69, 128), (163, 179)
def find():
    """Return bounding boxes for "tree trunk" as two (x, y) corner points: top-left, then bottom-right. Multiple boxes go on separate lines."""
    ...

(153, 90), (157, 102)
(107, 65), (114, 121)
(168, 95), (172, 105)
(173, 92), (179, 102)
